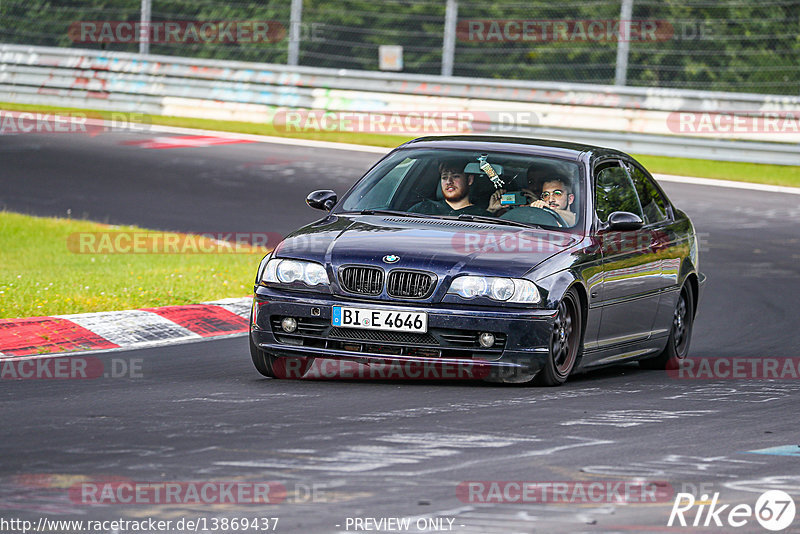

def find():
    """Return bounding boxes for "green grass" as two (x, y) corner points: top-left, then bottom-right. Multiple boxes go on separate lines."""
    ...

(0, 212), (266, 319)
(3, 101), (798, 186)
(633, 154), (800, 187)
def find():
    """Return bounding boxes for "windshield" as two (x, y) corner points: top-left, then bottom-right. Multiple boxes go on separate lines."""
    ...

(338, 148), (584, 231)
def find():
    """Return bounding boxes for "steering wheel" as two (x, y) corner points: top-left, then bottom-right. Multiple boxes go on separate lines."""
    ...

(500, 205), (567, 227)
(536, 206), (568, 227)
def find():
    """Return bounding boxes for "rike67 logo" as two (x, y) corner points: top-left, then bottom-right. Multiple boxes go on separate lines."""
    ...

(668, 490), (796, 531)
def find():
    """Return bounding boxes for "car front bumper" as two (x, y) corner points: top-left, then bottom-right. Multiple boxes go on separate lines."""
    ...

(250, 287), (558, 379)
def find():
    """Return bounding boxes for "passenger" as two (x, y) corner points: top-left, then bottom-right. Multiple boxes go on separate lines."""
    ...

(486, 164), (548, 215)
(409, 160), (491, 216)
(530, 178), (577, 226)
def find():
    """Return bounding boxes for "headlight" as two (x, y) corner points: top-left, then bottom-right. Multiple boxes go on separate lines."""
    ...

(277, 260), (304, 283)
(448, 276), (540, 303)
(489, 278), (515, 301)
(508, 279), (541, 303)
(303, 263), (329, 286)
(455, 276), (487, 298)
(262, 258), (330, 287)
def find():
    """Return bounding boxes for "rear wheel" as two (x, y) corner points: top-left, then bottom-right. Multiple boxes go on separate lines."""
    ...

(640, 284), (694, 370)
(534, 288), (582, 386)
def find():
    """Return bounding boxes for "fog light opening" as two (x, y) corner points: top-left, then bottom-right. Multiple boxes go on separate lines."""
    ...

(478, 332), (495, 348)
(281, 317), (298, 333)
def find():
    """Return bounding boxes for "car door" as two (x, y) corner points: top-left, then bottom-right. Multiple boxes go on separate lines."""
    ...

(624, 161), (685, 340)
(593, 160), (662, 349)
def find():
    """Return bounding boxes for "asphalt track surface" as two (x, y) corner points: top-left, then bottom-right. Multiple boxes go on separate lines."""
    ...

(2, 131), (800, 533)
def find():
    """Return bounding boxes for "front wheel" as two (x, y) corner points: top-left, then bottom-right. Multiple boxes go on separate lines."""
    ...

(534, 288), (583, 386)
(249, 333), (276, 378)
(249, 336), (315, 379)
(640, 284), (694, 370)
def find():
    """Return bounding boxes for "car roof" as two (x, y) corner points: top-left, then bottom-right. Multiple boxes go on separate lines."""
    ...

(399, 135), (627, 162)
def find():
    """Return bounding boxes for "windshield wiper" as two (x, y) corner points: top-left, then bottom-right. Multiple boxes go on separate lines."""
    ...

(356, 210), (538, 228)
(454, 213), (541, 229)
(359, 209), (429, 218)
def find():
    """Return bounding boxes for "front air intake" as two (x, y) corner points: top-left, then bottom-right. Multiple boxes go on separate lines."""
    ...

(387, 270), (436, 299)
(339, 266), (384, 295)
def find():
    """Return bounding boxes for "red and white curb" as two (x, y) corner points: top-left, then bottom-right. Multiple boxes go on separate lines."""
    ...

(121, 134), (255, 149)
(0, 297), (251, 358)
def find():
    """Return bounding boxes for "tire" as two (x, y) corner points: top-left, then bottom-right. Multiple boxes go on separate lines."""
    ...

(534, 288), (583, 386)
(249, 334), (315, 379)
(640, 283), (694, 370)
(249, 333), (276, 378)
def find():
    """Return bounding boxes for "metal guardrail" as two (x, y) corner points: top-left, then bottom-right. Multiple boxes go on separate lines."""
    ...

(1, 44), (798, 165)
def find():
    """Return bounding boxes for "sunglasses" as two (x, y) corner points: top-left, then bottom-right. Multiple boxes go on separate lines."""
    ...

(540, 190), (566, 201)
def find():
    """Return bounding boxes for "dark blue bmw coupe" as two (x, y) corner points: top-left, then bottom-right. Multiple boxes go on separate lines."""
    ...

(249, 136), (705, 385)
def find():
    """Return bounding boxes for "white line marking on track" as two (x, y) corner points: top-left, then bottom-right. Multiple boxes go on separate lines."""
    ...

(561, 409), (717, 427)
(215, 435), (611, 476)
(654, 173), (800, 195)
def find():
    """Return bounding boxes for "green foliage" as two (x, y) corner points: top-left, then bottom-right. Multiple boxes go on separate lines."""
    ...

(1, 0), (798, 93)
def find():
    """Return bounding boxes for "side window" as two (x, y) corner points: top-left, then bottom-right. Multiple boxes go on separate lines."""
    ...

(629, 164), (670, 225)
(594, 162), (643, 223)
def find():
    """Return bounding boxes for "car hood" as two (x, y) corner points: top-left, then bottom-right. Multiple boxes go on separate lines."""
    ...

(274, 214), (578, 279)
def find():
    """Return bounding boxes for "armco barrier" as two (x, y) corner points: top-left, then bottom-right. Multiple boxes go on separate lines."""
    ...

(1, 44), (798, 164)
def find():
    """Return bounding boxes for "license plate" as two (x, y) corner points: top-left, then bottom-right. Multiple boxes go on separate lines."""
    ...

(332, 306), (427, 333)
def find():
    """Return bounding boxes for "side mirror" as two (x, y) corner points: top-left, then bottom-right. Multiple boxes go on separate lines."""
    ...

(606, 211), (644, 231)
(306, 190), (337, 211)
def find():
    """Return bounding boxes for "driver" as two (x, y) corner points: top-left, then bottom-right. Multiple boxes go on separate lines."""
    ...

(486, 163), (555, 216)
(530, 178), (576, 226)
(409, 159), (491, 216)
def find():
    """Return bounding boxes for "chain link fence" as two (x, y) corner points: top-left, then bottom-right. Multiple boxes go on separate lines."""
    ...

(1, 0), (798, 95)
